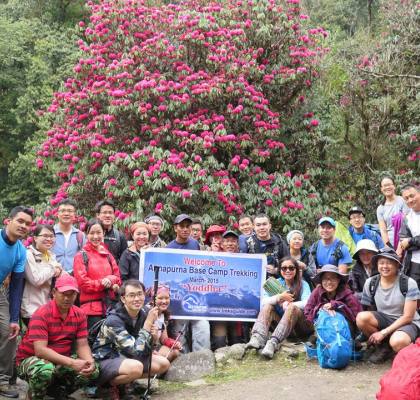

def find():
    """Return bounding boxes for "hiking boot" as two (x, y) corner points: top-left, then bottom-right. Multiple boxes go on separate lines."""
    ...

(368, 343), (393, 364)
(245, 334), (266, 350)
(261, 339), (280, 359)
(0, 384), (19, 398)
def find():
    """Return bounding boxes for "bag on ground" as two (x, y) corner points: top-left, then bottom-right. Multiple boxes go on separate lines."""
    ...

(315, 310), (352, 369)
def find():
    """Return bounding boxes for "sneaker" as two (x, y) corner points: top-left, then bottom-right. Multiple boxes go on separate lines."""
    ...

(245, 334), (266, 350)
(0, 384), (19, 398)
(368, 343), (393, 364)
(261, 339), (280, 359)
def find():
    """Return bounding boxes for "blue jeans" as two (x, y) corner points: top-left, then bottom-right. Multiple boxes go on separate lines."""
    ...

(173, 319), (210, 353)
(0, 288), (16, 385)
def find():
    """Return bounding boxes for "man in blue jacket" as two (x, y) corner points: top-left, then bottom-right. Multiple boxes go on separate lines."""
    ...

(0, 205), (33, 398)
(348, 206), (384, 249)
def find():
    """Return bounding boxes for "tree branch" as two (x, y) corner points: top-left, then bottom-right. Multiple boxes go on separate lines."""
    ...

(359, 69), (420, 80)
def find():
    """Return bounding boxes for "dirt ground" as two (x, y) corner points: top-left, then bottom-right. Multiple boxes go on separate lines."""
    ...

(154, 360), (391, 400)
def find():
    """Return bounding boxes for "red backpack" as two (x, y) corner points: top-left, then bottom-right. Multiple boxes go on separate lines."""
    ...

(377, 338), (420, 400)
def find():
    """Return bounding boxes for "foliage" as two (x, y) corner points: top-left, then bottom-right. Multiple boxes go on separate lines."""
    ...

(36, 0), (328, 232)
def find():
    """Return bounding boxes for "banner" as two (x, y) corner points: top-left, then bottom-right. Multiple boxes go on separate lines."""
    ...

(139, 248), (266, 321)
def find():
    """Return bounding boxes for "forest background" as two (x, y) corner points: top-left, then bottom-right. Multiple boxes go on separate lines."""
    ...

(0, 0), (418, 238)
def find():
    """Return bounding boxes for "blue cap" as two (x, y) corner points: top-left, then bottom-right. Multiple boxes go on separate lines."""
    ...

(318, 217), (336, 227)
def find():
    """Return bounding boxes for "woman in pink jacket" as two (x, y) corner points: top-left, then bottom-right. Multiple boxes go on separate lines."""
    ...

(73, 218), (121, 328)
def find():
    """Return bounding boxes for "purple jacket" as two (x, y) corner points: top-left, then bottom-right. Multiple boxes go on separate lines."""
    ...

(304, 285), (362, 324)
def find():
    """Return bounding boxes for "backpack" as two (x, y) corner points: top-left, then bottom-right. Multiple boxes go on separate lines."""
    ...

(76, 230), (84, 251)
(377, 338), (420, 400)
(88, 318), (106, 347)
(310, 239), (345, 269)
(315, 310), (352, 369)
(368, 274), (409, 308)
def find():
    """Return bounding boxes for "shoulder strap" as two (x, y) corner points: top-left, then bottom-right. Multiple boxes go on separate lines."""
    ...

(81, 250), (89, 274)
(331, 239), (344, 264)
(76, 230), (84, 251)
(310, 240), (320, 268)
(399, 274), (409, 297)
(369, 275), (381, 300)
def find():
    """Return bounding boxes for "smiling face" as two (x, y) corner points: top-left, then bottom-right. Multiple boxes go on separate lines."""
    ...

(222, 236), (239, 252)
(156, 291), (170, 312)
(280, 260), (297, 283)
(402, 187), (420, 212)
(381, 178), (396, 198)
(148, 219), (163, 237)
(318, 222), (335, 242)
(377, 257), (399, 278)
(289, 233), (304, 251)
(121, 284), (146, 314)
(57, 204), (76, 226)
(97, 205), (115, 230)
(254, 217), (271, 240)
(6, 211), (33, 241)
(34, 227), (56, 253)
(349, 213), (365, 230)
(133, 226), (149, 249)
(87, 223), (104, 248)
(239, 217), (253, 235)
(358, 249), (376, 266)
(321, 272), (340, 294)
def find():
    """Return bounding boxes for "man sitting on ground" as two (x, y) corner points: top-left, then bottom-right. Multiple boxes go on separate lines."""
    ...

(92, 279), (169, 399)
(16, 275), (98, 400)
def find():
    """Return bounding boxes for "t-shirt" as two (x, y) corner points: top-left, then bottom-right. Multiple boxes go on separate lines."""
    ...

(0, 229), (26, 285)
(376, 196), (408, 246)
(16, 299), (88, 364)
(406, 209), (420, 263)
(315, 238), (352, 267)
(166, 238), (200, 250)
(361, 275), (420, 329)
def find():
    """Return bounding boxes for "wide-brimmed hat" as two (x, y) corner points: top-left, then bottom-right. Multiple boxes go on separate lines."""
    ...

(353, 239), (379, 260)
(372, 247), (403, 269)
(313, 264), (348, 285)
(204, 225), (226, 245)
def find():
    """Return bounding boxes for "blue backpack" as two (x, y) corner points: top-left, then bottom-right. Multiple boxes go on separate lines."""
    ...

(315, 310), (352, 369)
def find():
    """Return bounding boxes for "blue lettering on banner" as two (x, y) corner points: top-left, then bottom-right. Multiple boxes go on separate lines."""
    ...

(139, 248), (266, 322)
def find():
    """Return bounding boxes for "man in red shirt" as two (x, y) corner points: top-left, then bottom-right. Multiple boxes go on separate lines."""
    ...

(16, 275), (98, 400)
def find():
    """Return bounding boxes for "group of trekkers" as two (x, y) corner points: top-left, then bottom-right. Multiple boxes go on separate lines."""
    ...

(0, 177), (419, 399)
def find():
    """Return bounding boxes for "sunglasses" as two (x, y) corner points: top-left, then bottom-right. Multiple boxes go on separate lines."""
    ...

(281, 266), (296, 272)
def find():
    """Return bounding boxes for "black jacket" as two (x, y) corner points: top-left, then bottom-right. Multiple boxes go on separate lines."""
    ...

(400, 215), (420, 273)
(119, 248), (140, 281)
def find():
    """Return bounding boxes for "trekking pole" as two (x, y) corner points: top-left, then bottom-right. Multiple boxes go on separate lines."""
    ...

(141, 265), (160, 400)
(141, 322), (187, 399)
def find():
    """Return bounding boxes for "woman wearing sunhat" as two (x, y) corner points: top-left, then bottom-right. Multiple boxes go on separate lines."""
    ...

(204, 225), (226, 251)
(304, 264), (361, 336)
(357, 247), (420, 363)
(350, 239), (379, 300)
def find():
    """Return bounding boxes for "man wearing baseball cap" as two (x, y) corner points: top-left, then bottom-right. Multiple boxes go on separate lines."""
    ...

(16, 275), (98, 400)
(166, 214), (200, 250)
(348, 206), (384, 249)
(308, 216), (353, 275)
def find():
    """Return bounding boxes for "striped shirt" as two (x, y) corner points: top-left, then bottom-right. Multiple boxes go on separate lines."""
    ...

(16, 299), (88, 364)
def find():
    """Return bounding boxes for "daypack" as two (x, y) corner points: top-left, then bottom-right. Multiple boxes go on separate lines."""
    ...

(315, 310), (352, 369)
(368, 274), (409, 308)
(88, 318), (106, 347)
(376, 338), (420, 400)
(310, 239), (345, 269)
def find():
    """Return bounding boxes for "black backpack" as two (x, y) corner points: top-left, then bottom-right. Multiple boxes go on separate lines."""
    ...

(368, 274), (409, 307)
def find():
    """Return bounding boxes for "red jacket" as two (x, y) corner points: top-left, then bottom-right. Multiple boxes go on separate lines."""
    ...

(73, 242), (121, 316)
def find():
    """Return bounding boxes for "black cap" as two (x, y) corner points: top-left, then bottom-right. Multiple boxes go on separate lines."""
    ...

(173, 214), (193, 225)
(348, 206), (365, 218)
(222, 230), (239, 239)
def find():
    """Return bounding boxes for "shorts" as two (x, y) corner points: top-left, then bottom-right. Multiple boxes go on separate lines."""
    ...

(372, 311), (420, 342)
(96, 354), (150, 387)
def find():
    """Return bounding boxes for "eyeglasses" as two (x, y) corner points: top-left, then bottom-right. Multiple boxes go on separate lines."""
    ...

(349, 215), (364, 221)
(124, 292), (145, 299)
(281, 266), (296, 272)
(37, 234), (55, 239)
(58, 208), (75, 214)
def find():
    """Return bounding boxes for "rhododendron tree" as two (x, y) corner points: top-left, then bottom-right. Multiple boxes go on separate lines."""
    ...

(37, 0), (328, 231)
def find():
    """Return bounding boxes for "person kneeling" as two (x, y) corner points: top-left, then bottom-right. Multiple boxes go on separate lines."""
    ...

(92, 279), (170, 399)
(246, 257), (312, 358)
(16, 275), (98, 400)
(357, 247), (420, 363)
